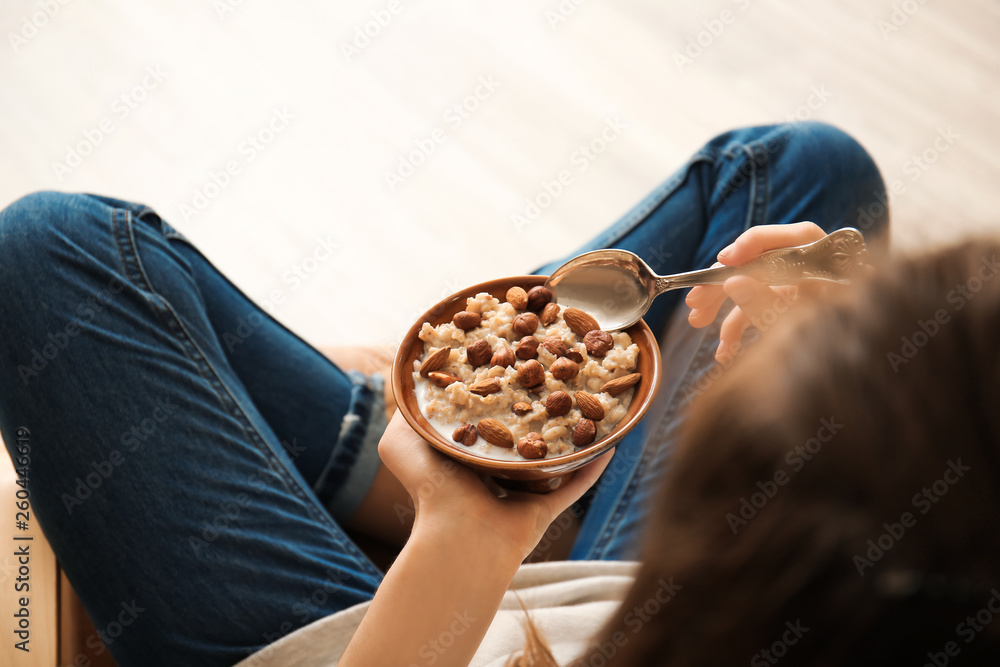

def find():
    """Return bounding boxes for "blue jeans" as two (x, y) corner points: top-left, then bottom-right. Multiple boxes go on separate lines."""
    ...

(0, 122), (887, 666)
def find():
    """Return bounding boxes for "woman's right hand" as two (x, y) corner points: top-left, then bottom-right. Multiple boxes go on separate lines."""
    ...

(685, 222), (828, 362)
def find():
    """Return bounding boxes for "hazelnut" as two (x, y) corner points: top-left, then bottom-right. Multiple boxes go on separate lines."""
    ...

(428, 371), (460, 388)
(541, 336), (567, 357)
(572, 419), (597, 447)
(526, 286), (554, 312)
(511, 401), (533, 416)
(545, 391), (572, 417)
(515, 336), (539, 360)
(466, 339), (493, 367)
(540, 302), (560, 326)
(550, 357), (579, 381)
(491, 345), (516, 368)
(516, 359), (545, 387)
(516, 432), (548, 460)
(506, 286), (528, 310)
(453, 311), (482, 331)
(453, 424), (478, 447)
(584, 330), (614, 357)
(566, 348), (584, 363)
(512, 312), (539, 337)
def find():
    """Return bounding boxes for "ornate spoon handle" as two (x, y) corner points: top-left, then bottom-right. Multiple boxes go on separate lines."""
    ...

(653, 227), (869, 294)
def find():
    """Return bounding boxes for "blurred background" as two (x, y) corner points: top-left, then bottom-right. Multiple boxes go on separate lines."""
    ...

(2, 0), (998, 347)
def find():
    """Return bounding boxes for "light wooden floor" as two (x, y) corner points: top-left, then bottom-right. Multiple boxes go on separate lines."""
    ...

(2, 0), (998, 348)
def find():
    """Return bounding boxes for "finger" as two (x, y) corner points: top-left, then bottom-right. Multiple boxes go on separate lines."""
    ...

(717, 222), (826, 266)
(687, 289), (728, 328)
(513, 449), (615, 520)
(723, 276), (792, 324)
(716, 304), (751, 362)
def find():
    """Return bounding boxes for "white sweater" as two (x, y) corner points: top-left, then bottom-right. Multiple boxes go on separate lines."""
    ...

(235, 560), (638, 667)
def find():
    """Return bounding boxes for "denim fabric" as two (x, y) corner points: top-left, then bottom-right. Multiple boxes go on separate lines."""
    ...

(0, 121), (888, 665)
(0, 194), (384, 665)
(537, 122), (890, 560)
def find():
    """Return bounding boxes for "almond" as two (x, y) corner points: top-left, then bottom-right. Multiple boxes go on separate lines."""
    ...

(506, 286), (528, 310)
(545, 390), (572, 417)
(583, 330), (614, 357)
(490, 345), (516, 368)
(466, 339), (493, 367)
(428, 371), (460, 388)
(526, 286), (554, 312)
(563, 308), (600, 337)
(572, 419), (597, 447)
(453, 424), (478, 447)
(550, 357), (579, 381)
(540, 302), (560, 327)
(600, 372), (641, 397)
(512, 312), (539, 337)
(419, 346), (451, 377)
(516, 432), (547, 460)
(516, 359), (545, 387)
(453, 311), (482, 331)
(477, 418), (514, 448)
(511, 401), (533, 416)
(575, 391), (605, 421)
(469, 378), (502, 396)
(541, 335), (567, 357)
(515, 336), (539, 360)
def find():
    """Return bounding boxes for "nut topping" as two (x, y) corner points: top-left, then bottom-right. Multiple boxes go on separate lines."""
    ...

(512, 312), (539, 337)
(515, 336), (539, 360)
(506, 286), (528, 310)
(453, 424), (478, 447)
(572, 419), (597, 447)
(516, 432), (547, 459)
(477, 418), (514, 448)
(541, 335), (567, 358)
(427, 371), (460, 388)
(526, 286), (554, 312)
(563, 308), (600, 337)
(490, 345), (516, 368)
(453, 311), (482, 331)
(575, 391), (605, 421)
(469, 378), (502, 396)
(545, 391), (572, 417)
(511, 401), (533, 416)
(583, 330), (614, 358)
(419, 347), (451, 377)
(550, 357), (580, 381)
(540, 302), (560, 326)
(565, 348), (584, 363)
(600, 372), (642, 396)
(466, 339), (493, 367)
(516, 359), (545, 387)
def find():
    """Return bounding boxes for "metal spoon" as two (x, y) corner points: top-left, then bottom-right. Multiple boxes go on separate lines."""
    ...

(544, 227), (869, 331)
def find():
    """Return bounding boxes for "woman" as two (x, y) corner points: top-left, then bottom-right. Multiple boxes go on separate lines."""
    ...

(0, 121), (895, 665)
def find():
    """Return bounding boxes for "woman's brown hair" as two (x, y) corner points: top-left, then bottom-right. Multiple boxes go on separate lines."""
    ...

(556, 239), (1000, 666)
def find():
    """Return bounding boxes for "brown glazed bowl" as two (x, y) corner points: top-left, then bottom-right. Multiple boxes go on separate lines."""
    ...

(391, 275), (661, 493)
